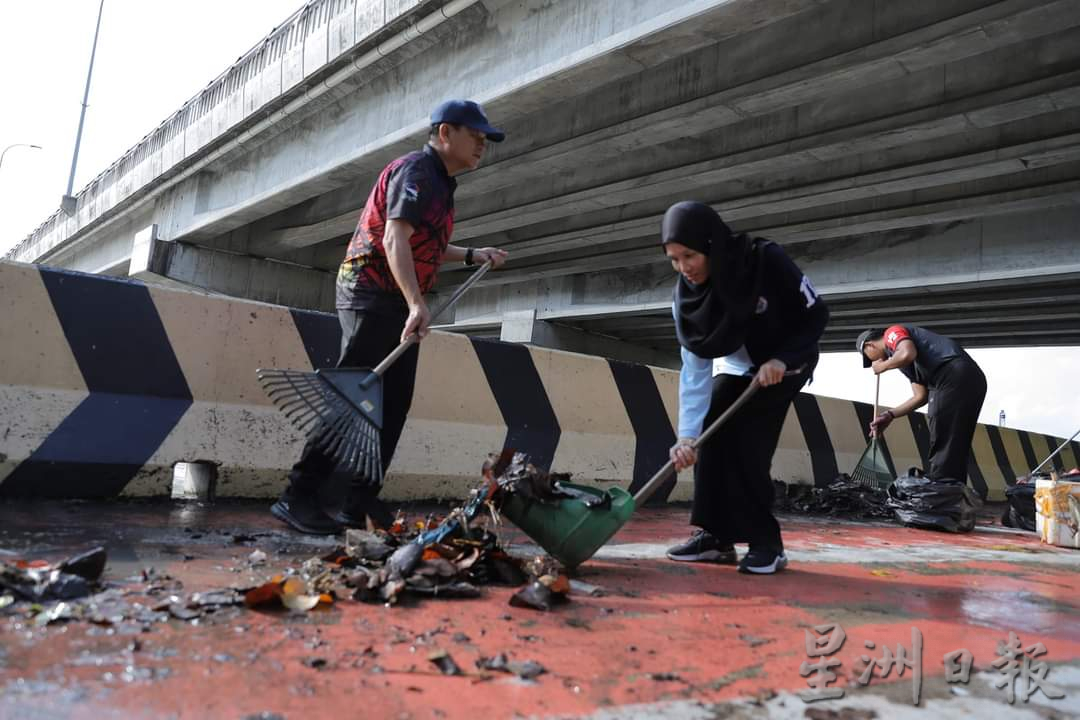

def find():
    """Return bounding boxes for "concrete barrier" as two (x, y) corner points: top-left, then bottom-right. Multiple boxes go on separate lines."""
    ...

(2, 261), (1074, 502)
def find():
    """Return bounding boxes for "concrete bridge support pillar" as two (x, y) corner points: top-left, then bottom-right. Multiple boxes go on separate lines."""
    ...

(499, 308), (676, 368)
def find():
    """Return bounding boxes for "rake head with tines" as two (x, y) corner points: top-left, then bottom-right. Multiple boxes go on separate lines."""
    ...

(851, 374), (894, 492)
(257, 368), (385, 485)
(850, 439), (893, 492)
(256, 260), (494, 487)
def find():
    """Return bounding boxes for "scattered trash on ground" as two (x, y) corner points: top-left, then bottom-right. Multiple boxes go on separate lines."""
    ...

(804, 708), (879, 720)
(0, 545), (249, 628)
(509, 577), (569, 611)
(244, 575), (331, 611)
(775, 477), (894, 520)
(507, 555), (569, 611)
(476, 653), (546, 679)
(0, 453), (591, 635)
(428, 649), (463, 676)
(646, 672), (682, 682)
(568, 579), (605, 597)
(0, 546), (107, 603)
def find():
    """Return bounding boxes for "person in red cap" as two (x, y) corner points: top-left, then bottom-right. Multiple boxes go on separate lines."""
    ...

(857, 326), (986, 484)
(272, 100), (509, 534)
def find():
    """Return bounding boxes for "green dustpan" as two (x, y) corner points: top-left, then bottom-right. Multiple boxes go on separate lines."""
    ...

(500, 378), (767, 569)
(499, 483), (635, 568)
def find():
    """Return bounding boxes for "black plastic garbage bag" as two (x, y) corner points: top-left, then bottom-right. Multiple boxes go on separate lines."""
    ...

(886, 469), (978, 533)
(1002, 479), (1038, 532)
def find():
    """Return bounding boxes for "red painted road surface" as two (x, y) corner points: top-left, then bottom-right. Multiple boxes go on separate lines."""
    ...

(1, 499), (1077, 719)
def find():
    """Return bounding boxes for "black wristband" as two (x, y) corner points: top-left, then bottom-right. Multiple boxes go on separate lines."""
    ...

(464, 248), (475, 266)
(884, 409), (895, 419)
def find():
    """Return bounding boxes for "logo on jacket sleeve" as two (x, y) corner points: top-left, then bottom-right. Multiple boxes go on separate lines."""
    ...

(799, 275), (819, 308)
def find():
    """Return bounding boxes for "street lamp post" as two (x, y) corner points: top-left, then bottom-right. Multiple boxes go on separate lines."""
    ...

(61, 0), (106, 216)
(0, 143), (43, 171)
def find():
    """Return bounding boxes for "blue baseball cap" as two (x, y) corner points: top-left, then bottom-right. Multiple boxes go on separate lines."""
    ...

(430, 100), (505, 142)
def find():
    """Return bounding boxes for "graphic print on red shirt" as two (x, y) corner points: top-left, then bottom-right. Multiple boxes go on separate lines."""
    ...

(336, 145), (456, 309)
(884, 325), (911, 353)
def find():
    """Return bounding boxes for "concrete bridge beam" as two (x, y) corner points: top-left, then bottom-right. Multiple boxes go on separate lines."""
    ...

(10, 0), (1080, 351)
(498, 309), (677, 369)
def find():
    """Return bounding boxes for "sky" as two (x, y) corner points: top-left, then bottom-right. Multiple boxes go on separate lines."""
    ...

(809, 349), (1077, 441)
(0, 0), (301, 254)
(1, 2), (1076, 443)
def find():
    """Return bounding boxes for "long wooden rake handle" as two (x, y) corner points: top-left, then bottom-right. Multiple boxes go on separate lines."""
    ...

(873, 374), (880, 423)
(632, 367), (804, 505)
(871, 373), (881, 460)
(369, 260), (493, 378)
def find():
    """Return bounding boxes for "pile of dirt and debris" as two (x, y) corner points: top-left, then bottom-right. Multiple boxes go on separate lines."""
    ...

(1, 452), (581, 630)
(242, 451), (574, 610)
(775, 476), (894, 521)
(492, 450), (609, 508)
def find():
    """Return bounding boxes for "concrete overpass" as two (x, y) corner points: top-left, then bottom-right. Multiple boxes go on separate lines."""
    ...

(8, 0), (1080, 362)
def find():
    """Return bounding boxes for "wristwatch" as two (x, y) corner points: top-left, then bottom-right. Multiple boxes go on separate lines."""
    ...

(464, 248), (475, 266)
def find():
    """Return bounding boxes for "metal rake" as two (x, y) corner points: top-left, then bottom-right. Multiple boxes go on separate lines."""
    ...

(256, 367), (385, 484)
(256, 260), (493, 486)
(851, 374), (894, 491)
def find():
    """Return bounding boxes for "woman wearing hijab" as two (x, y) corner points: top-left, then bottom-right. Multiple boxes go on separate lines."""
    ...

(662, 201), (829, 574)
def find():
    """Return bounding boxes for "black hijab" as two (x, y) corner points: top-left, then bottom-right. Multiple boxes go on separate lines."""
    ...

(661, 201), (766, 357)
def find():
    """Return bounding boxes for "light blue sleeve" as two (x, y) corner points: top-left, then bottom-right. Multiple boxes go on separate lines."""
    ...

(673, 301), (711, 438)
(678, 345), (712, 439)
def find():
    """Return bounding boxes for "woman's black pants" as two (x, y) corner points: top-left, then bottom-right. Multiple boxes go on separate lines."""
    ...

(691, 372), (807, 552)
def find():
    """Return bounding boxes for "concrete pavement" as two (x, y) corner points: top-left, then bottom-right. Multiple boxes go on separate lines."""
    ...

(1, 500), (1077, 719)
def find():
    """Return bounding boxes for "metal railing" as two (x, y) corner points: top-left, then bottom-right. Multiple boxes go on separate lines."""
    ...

(6, 0), (436, 264)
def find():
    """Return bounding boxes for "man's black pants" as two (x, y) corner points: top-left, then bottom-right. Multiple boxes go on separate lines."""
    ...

(284, 308), (419, 501)
(691, 372), (807, 551)
(927, 357), (986, 482)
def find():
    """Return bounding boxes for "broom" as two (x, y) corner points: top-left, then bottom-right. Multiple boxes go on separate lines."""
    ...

(851, 374), (894, 491)
(256, 261), (493, 487)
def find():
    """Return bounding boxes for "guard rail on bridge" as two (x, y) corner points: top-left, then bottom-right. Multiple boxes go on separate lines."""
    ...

(5, 0), (463, 265)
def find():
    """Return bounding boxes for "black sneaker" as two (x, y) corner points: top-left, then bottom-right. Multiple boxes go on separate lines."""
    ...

(331, 502), (394, 531)
(332, 488), (395, 530)
(271, 493), (342, 535)
(737, 546), (788, 575)
(666, 530), (737, 563)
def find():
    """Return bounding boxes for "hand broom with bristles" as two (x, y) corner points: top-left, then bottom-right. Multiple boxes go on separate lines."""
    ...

(256, 261), (493, 488)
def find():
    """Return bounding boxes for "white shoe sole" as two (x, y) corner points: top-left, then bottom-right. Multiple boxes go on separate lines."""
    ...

(739, 553), (789, 574)
(666, 549), (737, 563)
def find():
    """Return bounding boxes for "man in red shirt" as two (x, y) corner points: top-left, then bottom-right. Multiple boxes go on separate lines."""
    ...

(272, 100), (508, 534)
(857, 325), (987, 484)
